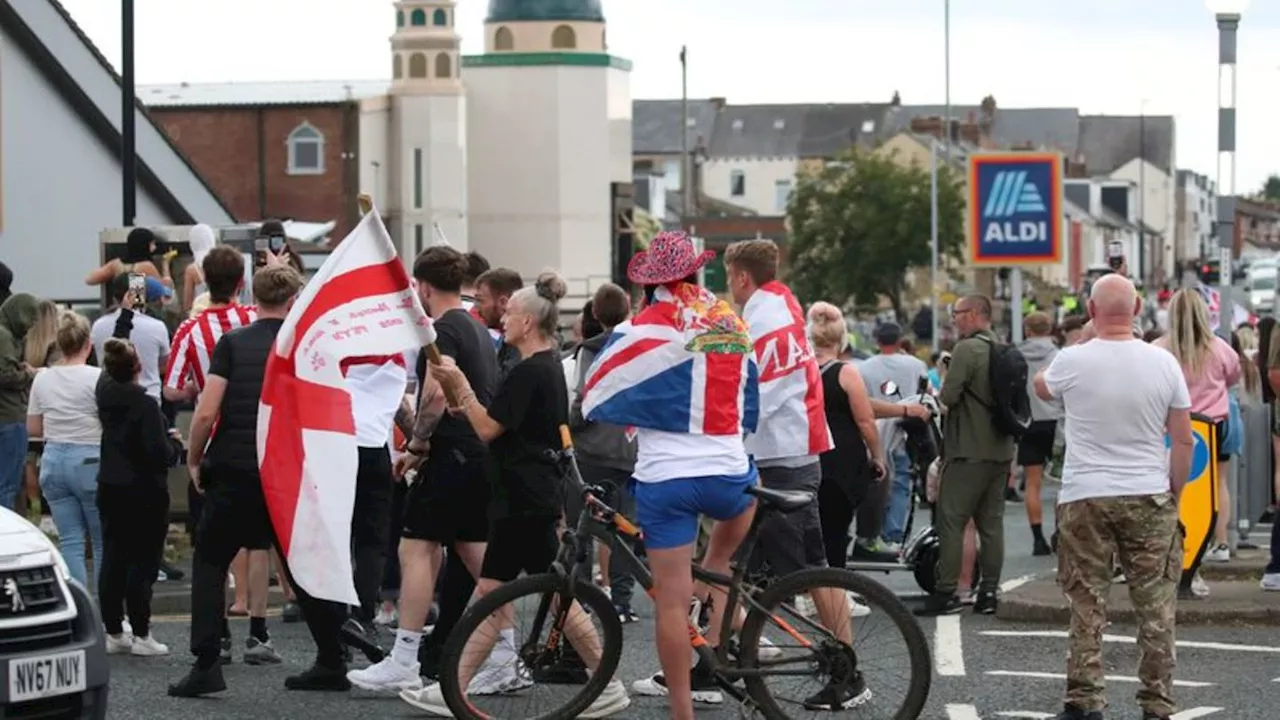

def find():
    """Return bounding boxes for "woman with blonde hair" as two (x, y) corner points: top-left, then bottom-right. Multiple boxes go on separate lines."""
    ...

(1153, 289), (1240, 563)
(17, 299), (60, 517)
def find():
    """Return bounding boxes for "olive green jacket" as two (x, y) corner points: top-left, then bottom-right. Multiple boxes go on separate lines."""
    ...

(939, 328), (1016, 463)
(0, 293), (39, 424)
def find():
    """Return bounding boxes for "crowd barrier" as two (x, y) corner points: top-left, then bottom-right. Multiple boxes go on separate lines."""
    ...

(1232, 399), (1275, 550)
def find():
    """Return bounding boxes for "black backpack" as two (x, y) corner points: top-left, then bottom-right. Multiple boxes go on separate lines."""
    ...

(968, 335), (1032, 440)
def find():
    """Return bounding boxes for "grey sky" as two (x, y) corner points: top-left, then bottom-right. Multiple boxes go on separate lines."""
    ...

(58, 0), (1280, 194)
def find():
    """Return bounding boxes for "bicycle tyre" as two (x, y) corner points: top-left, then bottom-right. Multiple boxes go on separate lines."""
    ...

(737, 567), (932, 720)
(437, 573), (624, 720)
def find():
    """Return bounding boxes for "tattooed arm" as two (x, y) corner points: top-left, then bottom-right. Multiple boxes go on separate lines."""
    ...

(408, 372), (446, 455)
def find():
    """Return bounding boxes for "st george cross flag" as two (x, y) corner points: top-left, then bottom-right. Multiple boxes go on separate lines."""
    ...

(581, 282), (758, 436)
(258, 208), (435, 604)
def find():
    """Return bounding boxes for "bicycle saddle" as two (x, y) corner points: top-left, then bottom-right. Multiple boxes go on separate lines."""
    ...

(746, 485), (814, 512)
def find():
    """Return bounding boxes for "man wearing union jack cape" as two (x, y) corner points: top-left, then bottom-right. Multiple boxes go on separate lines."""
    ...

(581, 231), (759, 718)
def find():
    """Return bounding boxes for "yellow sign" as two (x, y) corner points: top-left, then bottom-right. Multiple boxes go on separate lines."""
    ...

(1179, 415), (1220, 572)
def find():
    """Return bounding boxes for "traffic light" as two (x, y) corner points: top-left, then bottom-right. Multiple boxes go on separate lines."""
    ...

(611, 182), (635, 290)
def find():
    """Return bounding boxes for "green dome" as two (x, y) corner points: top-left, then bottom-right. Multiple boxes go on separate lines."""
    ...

(486, 0), (604, 23)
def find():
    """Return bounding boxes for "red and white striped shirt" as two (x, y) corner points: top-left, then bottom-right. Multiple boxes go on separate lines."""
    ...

(164, 304), (258, 393)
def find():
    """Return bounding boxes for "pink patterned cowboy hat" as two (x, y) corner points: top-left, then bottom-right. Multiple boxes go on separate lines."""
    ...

(627, 231), (716, 285)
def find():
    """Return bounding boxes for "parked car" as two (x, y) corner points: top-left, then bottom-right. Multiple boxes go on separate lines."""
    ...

(0, 506), (108, 718)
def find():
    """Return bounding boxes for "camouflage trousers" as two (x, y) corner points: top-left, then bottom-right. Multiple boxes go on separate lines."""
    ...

(1057, 493), (1181, 717)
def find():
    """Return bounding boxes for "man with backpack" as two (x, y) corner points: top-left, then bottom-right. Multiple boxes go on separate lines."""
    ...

(918, 293), (1027, 616)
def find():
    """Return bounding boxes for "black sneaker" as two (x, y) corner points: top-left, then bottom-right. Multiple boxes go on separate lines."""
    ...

(281, 601), (302, 624)
(1005, 487), (1022, 502)
(802, 672), (871, 710)
(1053, 704), (1103, 720)
(1033, 537), (1053, 556)
(632, 662), (724, 705)
(974, 590), (998, 615)
(168, 663), (227, 697)
(340, 618), (385, 663)
(285, 662), (351, 691)
(914, 593), (962, 617)
(219, 636), (232, 665)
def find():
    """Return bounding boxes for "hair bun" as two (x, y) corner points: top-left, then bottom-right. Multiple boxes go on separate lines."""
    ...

(103, 338), (130, 357)
(807, 301), (843, 327)
(534, 271), (566, 303)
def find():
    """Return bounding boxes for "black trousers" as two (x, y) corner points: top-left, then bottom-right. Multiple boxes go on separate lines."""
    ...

(98, 483), (169, 638)
(420, 545), (476, 674)
(348, 447), (395, 624)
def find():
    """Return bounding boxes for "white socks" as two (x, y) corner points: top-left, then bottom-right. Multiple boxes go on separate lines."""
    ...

(392, 628), (422, 667)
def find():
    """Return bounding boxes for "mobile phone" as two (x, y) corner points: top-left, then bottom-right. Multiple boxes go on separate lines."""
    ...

(268, 235), (286, 253)
(1107, 241), (1125, 271)
(127, 273), (146, 306)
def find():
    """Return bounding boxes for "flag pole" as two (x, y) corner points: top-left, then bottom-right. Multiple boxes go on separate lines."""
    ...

(356, 193), (460, 405)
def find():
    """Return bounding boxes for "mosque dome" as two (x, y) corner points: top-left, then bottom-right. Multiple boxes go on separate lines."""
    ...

(485, 0), (604, 23)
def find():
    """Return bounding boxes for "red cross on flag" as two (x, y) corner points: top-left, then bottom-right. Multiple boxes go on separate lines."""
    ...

(258, 207), (435, 604)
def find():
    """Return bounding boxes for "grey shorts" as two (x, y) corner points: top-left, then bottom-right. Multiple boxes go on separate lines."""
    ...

(754, 462), (828, 576)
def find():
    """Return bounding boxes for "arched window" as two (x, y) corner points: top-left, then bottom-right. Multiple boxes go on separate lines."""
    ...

(433, 8), (448, 26)
(494, 26), (514, 51)
(408, 52), (427, 78)
(393, 54), (403, 79)
(396, 10), (404, 27)
(410, 8), (426, 26)
(551, 25), (576, 49)
(435, 53), (452, 79)
(287, 123), (324, 176)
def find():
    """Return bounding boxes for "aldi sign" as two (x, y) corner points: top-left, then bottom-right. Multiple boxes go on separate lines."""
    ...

(968, 152), (1063, 266)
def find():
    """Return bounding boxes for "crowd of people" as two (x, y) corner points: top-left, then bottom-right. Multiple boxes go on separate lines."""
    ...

(3, 223), (1280, 720)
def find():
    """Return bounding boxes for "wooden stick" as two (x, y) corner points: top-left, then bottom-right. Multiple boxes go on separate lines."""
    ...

(357, 193), (373, 216)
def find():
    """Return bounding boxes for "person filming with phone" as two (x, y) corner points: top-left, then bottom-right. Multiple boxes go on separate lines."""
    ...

(90, 272), (170, 403)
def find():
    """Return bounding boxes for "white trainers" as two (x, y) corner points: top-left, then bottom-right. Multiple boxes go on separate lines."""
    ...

(348, 656), (424, 693)
(848, 592), (872, 617)
(466, 649), (533, 695)
(1191, 572), (1211, 597)
(131, 635), (169, 657)
(1261, 573), (1280, 592)
(105, 633), (132, 655)
(1205, 544), (1231, 563)
(631, 672), (723, 704)
(374, 603), (398, 627)
(399, 682), (450, 716)
(794, 592), (871, 618)
(121, 619), (132, 637)
(580, 678), (631, 718)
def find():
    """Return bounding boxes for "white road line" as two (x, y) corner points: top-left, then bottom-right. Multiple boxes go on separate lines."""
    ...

(980, 630), (1280, 654)
(984, 671), (1214, 688)
(945, 704), (982, 720)
(998, 573), (1039, 593)
(935, 615), (966, 676)
(1171, 708), (1222, 719)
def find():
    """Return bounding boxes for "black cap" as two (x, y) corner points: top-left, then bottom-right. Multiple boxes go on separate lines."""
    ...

(875, 322), (903, 346)
(257, 219), (286, 238)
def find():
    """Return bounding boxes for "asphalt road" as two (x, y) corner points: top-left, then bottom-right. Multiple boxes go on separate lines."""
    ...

(101, 498), (1278, 719)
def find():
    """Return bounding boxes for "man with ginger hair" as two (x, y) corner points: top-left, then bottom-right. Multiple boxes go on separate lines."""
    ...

(1033, 273), (1192, 720)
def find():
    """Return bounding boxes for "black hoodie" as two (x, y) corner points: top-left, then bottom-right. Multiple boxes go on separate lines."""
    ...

(96, 375), (179, 491)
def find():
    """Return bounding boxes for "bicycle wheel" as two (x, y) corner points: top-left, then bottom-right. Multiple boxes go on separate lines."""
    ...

(737, 567), (932, 720)
(438, 573), (624, 720)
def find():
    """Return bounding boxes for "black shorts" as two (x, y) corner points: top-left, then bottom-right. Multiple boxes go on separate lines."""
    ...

(402, 446), (491, 543)
(1214, 419), (1231, 462)
(480, 515), (560, 582)
(1017, 420), (1057, 467)
(200, 465), (273, 552)
(754, 463), (827, 577)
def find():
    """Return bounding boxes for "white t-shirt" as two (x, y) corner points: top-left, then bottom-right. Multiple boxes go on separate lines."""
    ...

(27, 365), (103, 445)
(345, 351), (414, 448)
(1042, 338), (1191, 504)
(633, 428), (749, 483)
(90, 310), (170, 402)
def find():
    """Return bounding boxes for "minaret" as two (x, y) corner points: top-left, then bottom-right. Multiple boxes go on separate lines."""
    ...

(388, 0), (467, 258)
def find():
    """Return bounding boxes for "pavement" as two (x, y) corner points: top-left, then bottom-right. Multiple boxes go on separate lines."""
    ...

(100, 495), (1280, 720)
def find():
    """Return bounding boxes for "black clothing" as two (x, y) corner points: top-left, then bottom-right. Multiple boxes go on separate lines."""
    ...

(205, 318), (282, 474)
(98, 483), (168, 638)
(817, 360), (872, 504)
(96, 375), (180, 490)
(413, 309), (496, 459)
(487, 349), (569, 519)
(1016, 420), (1057, 467)
(401, 449), (491, 542)
(569, 331), (637, 473)
(495, 340), (523, 384)
(419, 546), (477, 678)
(348, 446), (395, 624)
(481, 515), (560, 582)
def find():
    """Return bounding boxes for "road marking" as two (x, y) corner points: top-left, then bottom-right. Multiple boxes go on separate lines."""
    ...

(946, 704), (982, 720)
(998, 573), (1039, 593)
(985, 671), (1213, 688)
(981, 630), (1280, 654)
(1171, 709), (1222, 719)
(935, 615), (966, 676)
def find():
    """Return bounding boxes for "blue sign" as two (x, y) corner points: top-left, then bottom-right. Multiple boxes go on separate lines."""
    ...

(1166, 430), (1210, 483)
(967, 153), (1063, 266)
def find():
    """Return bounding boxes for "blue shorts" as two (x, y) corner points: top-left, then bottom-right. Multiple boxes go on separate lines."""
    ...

(632, 466), (758, 550)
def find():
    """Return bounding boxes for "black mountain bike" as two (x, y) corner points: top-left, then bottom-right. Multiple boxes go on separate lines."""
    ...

(437, 428), (932, 719)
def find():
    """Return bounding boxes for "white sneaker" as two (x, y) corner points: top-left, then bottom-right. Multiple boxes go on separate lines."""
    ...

(374, 603), (398, 627)
(1260, 573), (1280, 591)
(131, 635), (169, 657)
(467, 650), (533, 695)
(794, 594), (818, 617)
(757, 637), (782, 660)
(156, 569), (168, 582)
(121, 619), (132, 637)
(1205, 544), (1231, 563)
(105, 633), (132, 655)
(581, 678), (631, 718)
(1191, 572), (1211, 597)
(348, 656), (424, 693)
(631, 672), (723, 704)
(793, 592), (871, 618)
(848, 592), (872, 618)
(399, 682), (450, 716)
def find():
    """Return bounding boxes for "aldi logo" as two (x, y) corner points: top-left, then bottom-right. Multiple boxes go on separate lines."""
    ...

(968, 153), (1063, 266)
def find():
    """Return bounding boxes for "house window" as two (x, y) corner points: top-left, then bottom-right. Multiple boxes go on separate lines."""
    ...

(551, 25), (576, 49)
(414, 148), (424, 209)
(396, 10), (404, 27)
(775, 179), (793, 213)
(286, 123), (324, 175)
(494, 26), (514, 51)
(409, 52), (427, 78)
(435, 53), (452, 79)
(730, 170), (745, 198)
(410, 8), (426, 25)
(415, 224), (425, 256)
(433, 8), (448, 26)
(664, 158), (681, 189)
(393, 54), (402, 79)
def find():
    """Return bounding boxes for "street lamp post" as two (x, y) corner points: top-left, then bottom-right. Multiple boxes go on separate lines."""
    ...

(1207, 0), (1246, 337)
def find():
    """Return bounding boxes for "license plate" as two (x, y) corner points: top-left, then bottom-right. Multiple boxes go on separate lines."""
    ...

(8, 650), (86, 703)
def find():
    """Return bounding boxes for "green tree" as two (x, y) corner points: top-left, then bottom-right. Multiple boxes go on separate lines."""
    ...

(1262, 174), (1280, 202)
(785, 147), (965, 319)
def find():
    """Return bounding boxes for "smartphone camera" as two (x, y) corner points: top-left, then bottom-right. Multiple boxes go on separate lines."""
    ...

(127, 273), (146, 306)
(268, 235), (286, 253)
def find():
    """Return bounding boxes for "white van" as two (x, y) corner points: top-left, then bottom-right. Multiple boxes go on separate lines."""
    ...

(0, 506), (108, 718)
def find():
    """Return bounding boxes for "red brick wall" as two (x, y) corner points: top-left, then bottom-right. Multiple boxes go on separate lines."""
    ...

(150, 104), (358, 237)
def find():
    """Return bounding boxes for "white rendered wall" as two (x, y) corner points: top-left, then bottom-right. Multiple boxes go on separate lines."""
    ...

(392, 92), (468, 259)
